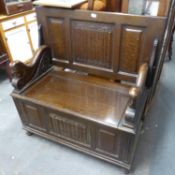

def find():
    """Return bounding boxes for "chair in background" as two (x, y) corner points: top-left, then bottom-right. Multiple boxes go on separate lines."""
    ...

(78, 0), (107, 11)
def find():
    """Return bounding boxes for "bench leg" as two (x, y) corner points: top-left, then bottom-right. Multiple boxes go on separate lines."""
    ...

(124, 169), (130, 174)
(26, 131), (33, 136)
(5, 60), (12, 81)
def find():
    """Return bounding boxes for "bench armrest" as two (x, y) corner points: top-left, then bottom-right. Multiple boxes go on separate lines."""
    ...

(125, 63), (148, 124)
(129, 63), (148, 98)
(10, 45), (52, 91)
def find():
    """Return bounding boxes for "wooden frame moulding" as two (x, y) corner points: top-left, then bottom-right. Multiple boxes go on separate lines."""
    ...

(24, 15), (35, 55)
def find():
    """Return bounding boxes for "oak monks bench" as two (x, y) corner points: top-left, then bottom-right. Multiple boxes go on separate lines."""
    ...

(10, 6), (166, 172)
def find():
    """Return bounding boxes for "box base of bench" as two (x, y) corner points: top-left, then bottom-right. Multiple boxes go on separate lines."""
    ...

(12, 69), (141, 171)
(23, 124), (141, 171)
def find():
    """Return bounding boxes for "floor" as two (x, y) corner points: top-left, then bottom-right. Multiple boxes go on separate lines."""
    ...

(0, 57), (175, 175)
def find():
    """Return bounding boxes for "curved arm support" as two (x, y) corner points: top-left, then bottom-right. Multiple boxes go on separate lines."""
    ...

(129, 63), (149, 98)
(10, 45), (52, 91)
(125, 63), (148, 123)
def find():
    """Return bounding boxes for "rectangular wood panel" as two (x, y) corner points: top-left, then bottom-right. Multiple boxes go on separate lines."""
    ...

(49, 113), (91, 147)
(47, 17), (67, 61)
(119, 26), (144, 73)
(12, 98), (28, 125)
(120, 133), (134, 163)
(95, 128), (120, 157)
(71, 20), (114, 69)
(24, 104), (45, 131)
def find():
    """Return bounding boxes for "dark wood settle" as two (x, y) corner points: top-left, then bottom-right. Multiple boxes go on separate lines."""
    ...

(0, 0), (33, 15)
(10, 5), (167, 172)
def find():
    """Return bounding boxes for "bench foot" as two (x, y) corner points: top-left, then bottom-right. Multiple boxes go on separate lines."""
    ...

(124, 169), (130, 174)
(26, 131), (33, 136)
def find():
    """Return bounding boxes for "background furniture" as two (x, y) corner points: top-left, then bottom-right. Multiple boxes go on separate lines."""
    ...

(33, 0), (87, 8)
(0, 37), (11, 80)
(0, 0), (33, 15)
(0, 10), (39, 63)
(78, 0), (171, 16)
(79, 0), (122, 12)
(79, 0), (107, 10)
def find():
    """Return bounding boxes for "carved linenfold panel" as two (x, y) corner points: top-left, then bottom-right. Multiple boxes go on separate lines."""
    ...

(119, 26), (144, 74)
(71, 21), (114, 69)
(24, 104), (45, 131)
(96, 129), (120, 157)
(47, 18), (67, 60)
(49, 113), (90, 146)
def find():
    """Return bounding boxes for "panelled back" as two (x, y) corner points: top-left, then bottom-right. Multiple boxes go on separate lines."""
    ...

(36, 6), (166, 81)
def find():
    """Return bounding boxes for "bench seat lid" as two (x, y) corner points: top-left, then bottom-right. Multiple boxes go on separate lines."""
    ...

(23, 68), (131, 129)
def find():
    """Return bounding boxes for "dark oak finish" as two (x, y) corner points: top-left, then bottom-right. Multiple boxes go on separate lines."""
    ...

(11, 6), (167, 172)
(24, 69), (130, 126)
(125, 63), (148, 124)
(36, 6), (166, 82)
(12, 67), (140, 170)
